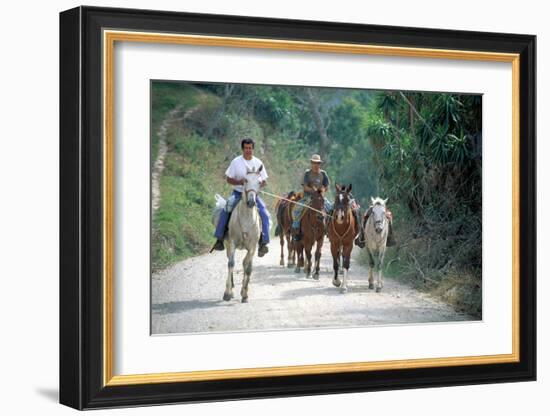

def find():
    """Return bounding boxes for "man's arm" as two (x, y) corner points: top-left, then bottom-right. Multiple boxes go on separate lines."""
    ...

(321, 171), (330, 194)
(226, 176), (245, 186)
(224, 159), (243, 186)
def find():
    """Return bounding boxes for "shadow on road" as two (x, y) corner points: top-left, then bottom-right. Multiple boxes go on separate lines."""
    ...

(153, 299), (234, 315)
(279, 284), (344, 298)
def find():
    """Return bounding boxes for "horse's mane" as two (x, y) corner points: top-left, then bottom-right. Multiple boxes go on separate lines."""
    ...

(372, 197), (386, 206)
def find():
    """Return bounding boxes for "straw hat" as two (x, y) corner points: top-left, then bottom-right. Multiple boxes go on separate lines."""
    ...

(310, 154), (323, 163)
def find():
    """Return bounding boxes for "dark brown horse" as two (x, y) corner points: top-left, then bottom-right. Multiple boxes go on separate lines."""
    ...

(328, 184), (358, 292)
(274, 191), (299, 268)
(297, 189), (326, 280)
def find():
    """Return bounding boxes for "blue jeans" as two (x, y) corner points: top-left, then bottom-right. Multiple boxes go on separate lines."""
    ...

(214, 190), (270, 244)
(291, 196), (333, 230)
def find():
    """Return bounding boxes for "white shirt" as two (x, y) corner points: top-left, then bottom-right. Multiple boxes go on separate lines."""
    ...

(225, 155), (268, 192)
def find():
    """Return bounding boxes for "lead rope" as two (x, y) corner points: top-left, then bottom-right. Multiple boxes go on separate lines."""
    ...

(259, 190), (333, 219)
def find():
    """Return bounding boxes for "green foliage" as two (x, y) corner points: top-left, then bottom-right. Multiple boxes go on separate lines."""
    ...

(359, 90), (482, 317)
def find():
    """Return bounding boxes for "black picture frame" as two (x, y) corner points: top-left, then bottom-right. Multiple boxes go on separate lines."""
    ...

(60, 5), (536, 410)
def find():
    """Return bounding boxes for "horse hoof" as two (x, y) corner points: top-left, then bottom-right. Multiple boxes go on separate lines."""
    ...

(280, 260), (284, 266)
(305, 273), (311, 279)
(312, 273), (319, 281)
(332, 279), (341, 287)
(340, 287), (348, 294)
(376, 287), (382, 293)
(294, 267), (300, 273)
(241, 297), (248, 303)
(223, 293), (232, 301)
(369, 283), (374, 290)
(287, 263), (294, 269)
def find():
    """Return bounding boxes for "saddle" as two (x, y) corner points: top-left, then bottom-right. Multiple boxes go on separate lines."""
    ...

(291, 193), (310, 223)
(362, 206), (393, 226)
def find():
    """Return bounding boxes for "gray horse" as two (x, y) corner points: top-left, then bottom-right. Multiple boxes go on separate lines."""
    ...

(222, 166), (263, 303)
(363, 197), (389, 292)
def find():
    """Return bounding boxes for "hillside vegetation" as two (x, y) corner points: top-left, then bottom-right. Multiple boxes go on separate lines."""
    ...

(151, 82), (482, 317)
(151, 83), (308, 271)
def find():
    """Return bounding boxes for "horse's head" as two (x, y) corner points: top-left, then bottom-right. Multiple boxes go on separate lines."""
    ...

(334, 183), (353, 224)
(243, 164), (263, 208)
(309, 188), (326, 221)
(370, 196), (388, 234)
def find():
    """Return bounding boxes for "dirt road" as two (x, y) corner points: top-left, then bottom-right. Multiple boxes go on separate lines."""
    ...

(152, 238), (472, 334)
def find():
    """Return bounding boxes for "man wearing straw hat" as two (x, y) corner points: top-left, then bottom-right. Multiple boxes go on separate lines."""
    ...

(291, 154), (334, 241)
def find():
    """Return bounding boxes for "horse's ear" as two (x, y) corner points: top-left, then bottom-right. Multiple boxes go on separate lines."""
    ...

(335, 183), (341, 192)
(383, 198), (388, 205)
(371, 196), (375, 205)
(347, 184), (352, 193)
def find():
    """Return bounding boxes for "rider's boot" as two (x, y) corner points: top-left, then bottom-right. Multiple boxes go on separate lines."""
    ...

(210, 239), (225, 252)
(258, 236), (269, 257)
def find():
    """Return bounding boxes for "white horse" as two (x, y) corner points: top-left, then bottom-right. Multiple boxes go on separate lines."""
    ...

(223, 166), (263, 303)
(363, 197), (389, 293)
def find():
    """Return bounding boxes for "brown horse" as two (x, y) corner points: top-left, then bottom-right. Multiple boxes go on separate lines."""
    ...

(297, 189), (326, 279)
(275, 191), (299, 268)
(328, 184), (358, 292)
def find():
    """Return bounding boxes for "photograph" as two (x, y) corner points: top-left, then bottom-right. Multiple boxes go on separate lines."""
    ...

(150, 80), (483, 335)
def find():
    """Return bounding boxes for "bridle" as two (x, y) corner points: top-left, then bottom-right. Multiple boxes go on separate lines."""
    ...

(334, 191), (352, 224)
(304, 191), (325, 238)
(310, 192), (326, 221)
(243, 169), (261, 207)
(372, 203), (387, 233)
(244, 187), (258, 205)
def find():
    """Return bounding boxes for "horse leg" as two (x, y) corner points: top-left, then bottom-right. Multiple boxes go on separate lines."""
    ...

(376, 248), (386, 293)
(340, 243), (353, 293)
(287, 234), (294, 268)
(241, 249), (254, 303)
(367, 249), (375, 289)
(223, 243), (235, 301)
(331, 243), (341, 287)
(313, 238), (322, 280)
(295, 241), (303, 273)
(304, 242), (312, 279)
(279, 233), (285, 266)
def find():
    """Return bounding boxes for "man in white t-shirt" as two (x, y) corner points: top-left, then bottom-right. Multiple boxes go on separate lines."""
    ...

(212, 138), (270, 256)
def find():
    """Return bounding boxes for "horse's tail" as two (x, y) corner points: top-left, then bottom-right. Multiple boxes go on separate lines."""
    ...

(274, 198), (284, 219)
